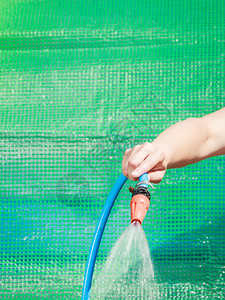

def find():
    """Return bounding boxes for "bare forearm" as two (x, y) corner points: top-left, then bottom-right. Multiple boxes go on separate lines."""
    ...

(122, 108), (225, 183)
(152, 117), (214, 169)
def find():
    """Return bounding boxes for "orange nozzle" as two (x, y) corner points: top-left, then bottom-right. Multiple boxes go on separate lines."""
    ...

(130, 194), (150, 225)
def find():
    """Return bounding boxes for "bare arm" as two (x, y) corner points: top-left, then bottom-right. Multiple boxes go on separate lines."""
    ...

(153, 107), (225, 169)
(122, 107), (225, 182)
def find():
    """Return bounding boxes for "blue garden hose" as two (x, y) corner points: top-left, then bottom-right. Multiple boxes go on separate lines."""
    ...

(81, 172), (148, 300)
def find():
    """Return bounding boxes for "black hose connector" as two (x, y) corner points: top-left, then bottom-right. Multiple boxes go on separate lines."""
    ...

(131, 186), (151, 201)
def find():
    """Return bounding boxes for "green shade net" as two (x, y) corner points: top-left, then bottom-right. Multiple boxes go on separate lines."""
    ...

(0, 0), (224, 299)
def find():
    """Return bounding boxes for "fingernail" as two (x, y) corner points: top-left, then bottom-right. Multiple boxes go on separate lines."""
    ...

(132, 170), (139, 177)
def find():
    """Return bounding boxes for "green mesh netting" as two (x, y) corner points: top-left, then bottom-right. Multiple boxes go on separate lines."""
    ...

(0, 0), (224, 299)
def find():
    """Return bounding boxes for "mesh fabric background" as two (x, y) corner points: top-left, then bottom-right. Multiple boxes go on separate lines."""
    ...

(0, 0), (224, 299)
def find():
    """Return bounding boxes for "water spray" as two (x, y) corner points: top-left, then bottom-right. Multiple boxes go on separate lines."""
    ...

(82, 172), (154, 300)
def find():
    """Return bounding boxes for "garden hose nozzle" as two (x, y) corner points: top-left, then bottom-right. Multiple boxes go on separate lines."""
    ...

(129, 184), (151, 225)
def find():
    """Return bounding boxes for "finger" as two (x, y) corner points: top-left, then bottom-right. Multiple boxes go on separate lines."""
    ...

(131, 149), (164, 178)
(148, 169), (166, 183)
(123, 145), (141, 172)
(126, 167), (166, 183)
(127, 142), (155, 171)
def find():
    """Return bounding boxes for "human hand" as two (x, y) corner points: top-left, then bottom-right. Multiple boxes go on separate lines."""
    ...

(122, 142), (167, 183)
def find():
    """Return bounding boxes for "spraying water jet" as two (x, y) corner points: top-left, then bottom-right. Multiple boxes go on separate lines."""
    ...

(82, 172), (158, 300)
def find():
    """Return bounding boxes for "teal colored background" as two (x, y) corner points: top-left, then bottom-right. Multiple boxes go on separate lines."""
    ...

(0, 0), (224, 299)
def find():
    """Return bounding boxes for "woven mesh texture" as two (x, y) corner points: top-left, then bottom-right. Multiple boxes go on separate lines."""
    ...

(0, 0), (224, 299)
